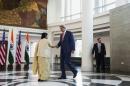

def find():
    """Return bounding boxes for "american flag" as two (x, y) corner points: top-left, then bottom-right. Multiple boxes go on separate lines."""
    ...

(0, 31), (6, 65)
(16, 31), (22, 64)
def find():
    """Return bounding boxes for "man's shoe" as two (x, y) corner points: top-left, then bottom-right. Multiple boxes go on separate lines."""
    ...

(58, 77), (66, 79)
(73, 71), (78, 78)
(38, 79), (47, 82)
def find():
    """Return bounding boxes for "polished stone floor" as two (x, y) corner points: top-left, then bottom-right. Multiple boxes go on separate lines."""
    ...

(0, 65), (130, 86)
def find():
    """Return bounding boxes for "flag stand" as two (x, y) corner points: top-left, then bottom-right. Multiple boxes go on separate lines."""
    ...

(7, 64), (13, 71)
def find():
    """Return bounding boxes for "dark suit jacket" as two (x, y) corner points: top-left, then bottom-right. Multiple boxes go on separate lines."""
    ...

(92, 43), (106, 57)
(57, 31), (75, 55)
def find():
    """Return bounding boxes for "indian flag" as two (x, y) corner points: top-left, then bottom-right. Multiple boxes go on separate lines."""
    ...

(24, 32), (30, 65)
(8, 30), (14, 65)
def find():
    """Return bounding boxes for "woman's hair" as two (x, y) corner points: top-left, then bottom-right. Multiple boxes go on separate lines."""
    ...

(41, 33), (48, 39)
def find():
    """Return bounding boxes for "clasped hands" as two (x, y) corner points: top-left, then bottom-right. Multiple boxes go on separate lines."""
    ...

(48, 43), (57, 48)
(48, 44), (75, 53)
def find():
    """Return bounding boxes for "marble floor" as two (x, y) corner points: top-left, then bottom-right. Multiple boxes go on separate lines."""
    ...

(0, 65), (130, 86)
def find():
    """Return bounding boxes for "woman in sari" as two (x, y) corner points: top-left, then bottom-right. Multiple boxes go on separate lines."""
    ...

(32, 33), (53, 81)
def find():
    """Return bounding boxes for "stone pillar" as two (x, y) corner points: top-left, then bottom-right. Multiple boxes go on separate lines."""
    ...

(81, 0), (94, 71)
(47, 0), (61, 24)
(48, 30), (54, 71)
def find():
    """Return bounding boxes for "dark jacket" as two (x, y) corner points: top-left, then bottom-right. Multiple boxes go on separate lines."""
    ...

(57, 31), (75, 54)
(92, 43), (106, 57)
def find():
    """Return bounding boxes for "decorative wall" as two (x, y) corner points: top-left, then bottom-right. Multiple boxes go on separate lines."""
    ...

(0, 0), (48, 29)
(110, 4), (130, 73)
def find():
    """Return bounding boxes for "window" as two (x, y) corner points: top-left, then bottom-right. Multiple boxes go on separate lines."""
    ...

(94, 0), (116, 14)
(61, 0), (81, 21)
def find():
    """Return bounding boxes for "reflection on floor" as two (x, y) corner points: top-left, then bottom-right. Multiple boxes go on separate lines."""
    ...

(0, 65), (130, 86)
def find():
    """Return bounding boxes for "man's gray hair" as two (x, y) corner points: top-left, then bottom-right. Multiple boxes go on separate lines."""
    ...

(59, 25), (66, 29)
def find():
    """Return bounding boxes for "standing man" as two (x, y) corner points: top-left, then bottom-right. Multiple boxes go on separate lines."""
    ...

(92, 38), (106, 73)
(56, 25), (77, 79)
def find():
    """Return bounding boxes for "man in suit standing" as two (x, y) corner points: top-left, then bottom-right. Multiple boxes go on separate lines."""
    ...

(56, 25), (77, 79)
(92, 38), (106, 73)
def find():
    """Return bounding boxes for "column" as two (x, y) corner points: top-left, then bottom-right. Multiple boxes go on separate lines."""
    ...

(82, 0), (94, 71)
(47, 0), (61, 24)
(48, 30), (54, 71)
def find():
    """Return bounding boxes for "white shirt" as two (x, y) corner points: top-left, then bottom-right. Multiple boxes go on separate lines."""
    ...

(62, 30), (66, 40)
(97, 43), (101, 53)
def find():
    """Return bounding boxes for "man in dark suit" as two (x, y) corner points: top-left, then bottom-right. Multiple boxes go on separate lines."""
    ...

(92, 38), (106, 73)
(56, 25), (77, 79)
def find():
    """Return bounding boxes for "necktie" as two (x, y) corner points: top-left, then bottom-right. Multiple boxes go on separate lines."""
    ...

(61, 33), (64, 41)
